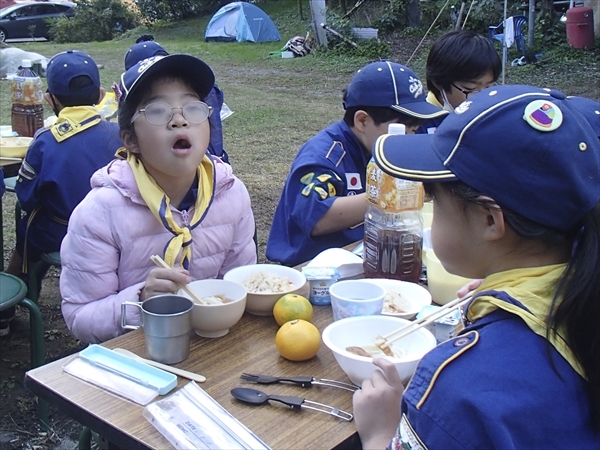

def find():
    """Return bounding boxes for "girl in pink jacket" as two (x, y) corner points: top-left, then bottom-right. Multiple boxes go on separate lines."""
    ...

(60, 54), (256, 344)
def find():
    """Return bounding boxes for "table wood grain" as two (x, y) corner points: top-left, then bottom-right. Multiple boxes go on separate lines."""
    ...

(25, 289), (362, 449)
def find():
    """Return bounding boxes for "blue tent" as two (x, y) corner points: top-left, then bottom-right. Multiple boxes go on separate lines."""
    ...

(205, 2), (281, 43)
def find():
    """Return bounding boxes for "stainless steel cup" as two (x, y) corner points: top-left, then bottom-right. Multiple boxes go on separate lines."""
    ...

(121, 294), (193, 364)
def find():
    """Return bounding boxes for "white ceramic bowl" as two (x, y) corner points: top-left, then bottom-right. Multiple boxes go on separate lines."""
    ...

(178, 279), (246, 338)
(364, 278), (432, 320)
(223, 264), (306, 316)
(322, 315), (436, 386)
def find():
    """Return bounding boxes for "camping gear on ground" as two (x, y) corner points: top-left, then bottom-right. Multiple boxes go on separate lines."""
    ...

(205, 2), (281, 43)
(321, 23), (358, 48)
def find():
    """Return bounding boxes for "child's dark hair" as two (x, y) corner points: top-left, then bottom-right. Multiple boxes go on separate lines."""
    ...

(425, 180), (600, 431)
(343, 106), (424, 129)
(53, 75), (100, 107)
(426, 30), (501, 103)
(342, 89), (424, 128)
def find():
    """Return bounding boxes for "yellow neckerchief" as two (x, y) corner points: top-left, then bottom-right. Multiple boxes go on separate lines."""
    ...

(426, 91), (443, 108)
(467, 264), (585, 379)
(117, 148), (215, 269)
(50, 106), (102, 142)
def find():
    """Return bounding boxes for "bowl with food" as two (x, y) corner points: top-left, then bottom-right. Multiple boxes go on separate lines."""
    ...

(364, 279), (432, 320)
(223, 264), (307, 316)
(178, 279), (247, 338)
(322, 315), (436, 385)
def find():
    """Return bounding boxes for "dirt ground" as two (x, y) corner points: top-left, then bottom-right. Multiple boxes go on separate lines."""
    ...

(1, 33), (598, 449)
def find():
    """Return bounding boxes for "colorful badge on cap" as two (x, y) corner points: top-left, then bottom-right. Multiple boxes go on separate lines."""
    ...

(523, 100), (563, 131)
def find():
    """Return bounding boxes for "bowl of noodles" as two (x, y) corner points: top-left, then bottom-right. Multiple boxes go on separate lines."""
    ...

(179, 279), (247, 338)
(364, 279), (432, 320)
(223, 264), (307, 316)
(322, 315), (436, 385)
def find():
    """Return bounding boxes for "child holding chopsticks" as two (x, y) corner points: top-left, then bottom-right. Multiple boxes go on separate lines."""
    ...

(354, 85), (600, 448)
(60, 55), (256, 344)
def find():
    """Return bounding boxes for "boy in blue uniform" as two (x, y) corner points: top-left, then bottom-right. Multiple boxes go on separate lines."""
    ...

(354, 85), (600, 448)
(418, 30), (500, 134)
(266, 61), (446, 266)
(5, 50), (122, 285)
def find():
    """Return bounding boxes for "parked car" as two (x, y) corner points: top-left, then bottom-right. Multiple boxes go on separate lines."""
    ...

(0, 1), (75, 42)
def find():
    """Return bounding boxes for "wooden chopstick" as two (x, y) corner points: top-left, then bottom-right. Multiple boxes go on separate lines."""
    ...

(149, 255), (205, 305)
(378, 291), (474, 349)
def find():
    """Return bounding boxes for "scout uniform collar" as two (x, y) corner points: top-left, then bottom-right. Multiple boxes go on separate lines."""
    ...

(467, 264), (585, 379)
(50, 106), (102, 142)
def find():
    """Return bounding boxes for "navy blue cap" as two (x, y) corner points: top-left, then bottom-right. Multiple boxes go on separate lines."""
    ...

(373, 85), (600, 231)
(343, 61), (447, 119)
(119, 54), (215, 103)
(46, 50), (101, 98)
(124, 41), (168, 70)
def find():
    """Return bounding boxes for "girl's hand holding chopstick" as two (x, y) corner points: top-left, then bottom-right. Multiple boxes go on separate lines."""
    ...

(140, 256), (192, 301)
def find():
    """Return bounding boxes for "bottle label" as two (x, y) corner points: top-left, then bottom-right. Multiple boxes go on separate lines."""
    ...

(366, 160), (424, 212)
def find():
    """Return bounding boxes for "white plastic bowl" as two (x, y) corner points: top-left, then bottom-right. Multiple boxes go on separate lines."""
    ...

(322, 315), (436, 385)
(178, 279), (246, 338)
(223, 264), (306, 316)
(364, 278), (432, 320)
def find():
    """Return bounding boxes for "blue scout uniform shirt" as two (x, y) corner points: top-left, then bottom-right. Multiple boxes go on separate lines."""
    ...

(15, 106), (122, 266)
(205, 84), (229, 164)
(394, 265), (600, 449)
(266, 120), (369, 266)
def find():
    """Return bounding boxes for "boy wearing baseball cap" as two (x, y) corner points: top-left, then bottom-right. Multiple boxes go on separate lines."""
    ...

(4, 51), (122, 300)
(266, 61), (447, 266)
(353, 85), (600, 448)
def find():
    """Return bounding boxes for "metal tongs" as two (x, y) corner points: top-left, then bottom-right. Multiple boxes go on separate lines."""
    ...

(231, 387), (354, 421)
(240, 373), (358, 392)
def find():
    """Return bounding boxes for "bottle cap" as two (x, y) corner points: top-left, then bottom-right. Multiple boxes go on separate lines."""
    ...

(21, 59), (32, 68)
(388, 123), (406, 135)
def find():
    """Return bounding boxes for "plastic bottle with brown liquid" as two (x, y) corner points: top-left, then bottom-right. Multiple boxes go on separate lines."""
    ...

(11, 59), (44, 138)
(363, 124), (424, 283)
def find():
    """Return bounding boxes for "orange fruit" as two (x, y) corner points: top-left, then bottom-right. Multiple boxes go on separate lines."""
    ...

(275, 319), (321, 361)
(272, 294), (313, 326)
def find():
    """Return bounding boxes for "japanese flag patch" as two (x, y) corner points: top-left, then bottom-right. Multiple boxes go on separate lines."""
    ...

(345, 173), (362, 190)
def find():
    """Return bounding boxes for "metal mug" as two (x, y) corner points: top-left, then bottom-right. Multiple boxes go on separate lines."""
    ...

(121, 294), (193, 364)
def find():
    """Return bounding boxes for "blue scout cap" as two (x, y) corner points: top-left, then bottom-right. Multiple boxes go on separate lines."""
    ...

(373, 84), (600, 232)
(119, 54), (215, 103)
(124, 41), (168, 70)
(343, 60), (447, 119)
(46, 50), (101, 98)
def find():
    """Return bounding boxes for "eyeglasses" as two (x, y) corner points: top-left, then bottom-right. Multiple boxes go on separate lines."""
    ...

(131, 101), (213, 125)
(450, 82), (498, 99)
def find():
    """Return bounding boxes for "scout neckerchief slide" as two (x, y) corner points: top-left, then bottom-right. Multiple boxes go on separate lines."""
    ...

(119, 149), (215, 269)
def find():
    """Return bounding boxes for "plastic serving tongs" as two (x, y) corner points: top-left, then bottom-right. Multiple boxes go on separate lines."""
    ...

(231, 387), (354, 421)
(240, 373), (358, 392)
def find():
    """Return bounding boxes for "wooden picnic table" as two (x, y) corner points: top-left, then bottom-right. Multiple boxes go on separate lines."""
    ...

(24, 255), (363, 449)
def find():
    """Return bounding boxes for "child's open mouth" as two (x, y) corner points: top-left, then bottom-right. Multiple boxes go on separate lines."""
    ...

(172, 138), (192, 155)
(173, 138), (191, 149)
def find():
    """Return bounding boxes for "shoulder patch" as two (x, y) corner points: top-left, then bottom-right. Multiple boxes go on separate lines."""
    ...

(324, 141), (346, 167)
(416, 330), (479, 409)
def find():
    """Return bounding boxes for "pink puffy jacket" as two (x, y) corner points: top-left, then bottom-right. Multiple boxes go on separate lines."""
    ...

(60, 157), (256, 343)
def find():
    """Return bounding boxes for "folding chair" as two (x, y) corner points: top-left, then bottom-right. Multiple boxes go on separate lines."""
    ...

(488, 15), (528, 60)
